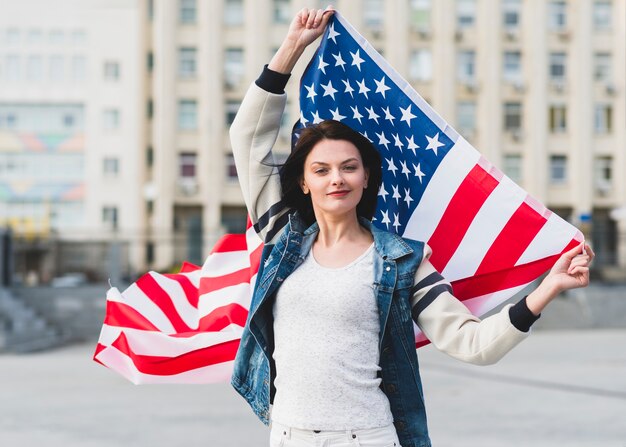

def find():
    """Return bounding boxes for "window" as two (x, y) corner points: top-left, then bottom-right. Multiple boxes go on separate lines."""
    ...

(179, 152), (197, 178)
(593, 1), (611, 30)
(549, 104), (567, 133)
(4, 29), (20, 44)
(549, 52), (566, 80)
(147, 51), (154, 73)
(226, 100), (241, 125)
(226, 153), (238, 181)
(71, 56), (86, 82)
(548, 1), (567, 30)
(63, 113), (76, 129)
(224, 48), (244, 88)
(410, 0), (431, 31)
(503, 51), (521, 82)
(148, 0), (154, 21)
(0, 113), (18, 129)
(363, 0), (384, 28)
(549, 155), (567, 184)
(146, 146), (154, 167)
(409, 49), (432, 82)
(502, 0), (521, 29)
(594, 104), (612, 134)
(504, 102), (522, 131)
(4, 55), (20, 81)
(49, 30), (64, 44)
(180, 0), (197, 23)
(26, 56), (43, 81)
(103, 109), (120, 130)
(273, 0), (290, 24)
(102, 206), (119, 230)
(224, 0), (244, 26)
(104, 61), (120, 81)
(71, 30), (86, 44)
(49, 55), (64, 81)
(457, 101), (476, 133)
(594, 155), (613, 193)
(457, 50), (475, 82)
(503, 154), (522, 183)
(594, 53), (611, 81)
(146, 241), (155, 264)
(147, 99), (153, 119)
(457, 0), (476, 29)
(178, 100), (197, 130)
(103, 157), (119, 177)
(179, 47), (197, 78)
(27, 29), (43, 43)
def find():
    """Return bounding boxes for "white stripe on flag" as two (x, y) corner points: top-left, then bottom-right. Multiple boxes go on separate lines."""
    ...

(151, 273), (201, 328)
(198, 283), (252, 317)
(442, 175), (527, 281)
(201, 251), (250, 276)
(403, 137), (479, 242)
(107, 286), (176, 334)
(516, 212), (582, 265)
(461, 283), (530, 316)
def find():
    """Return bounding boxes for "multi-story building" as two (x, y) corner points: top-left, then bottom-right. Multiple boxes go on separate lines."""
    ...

(1, 0), (623, 281)
(0, 0), (143, 282)
(143, 0), (624, 274)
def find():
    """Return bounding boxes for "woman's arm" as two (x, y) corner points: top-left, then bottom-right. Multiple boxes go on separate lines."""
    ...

(229, 8), (333, 244)
(412, 243), (593, 365)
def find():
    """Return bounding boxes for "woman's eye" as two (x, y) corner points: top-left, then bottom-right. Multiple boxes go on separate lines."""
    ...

(315, 168), (327, 174)
(344, 165), (357, 171)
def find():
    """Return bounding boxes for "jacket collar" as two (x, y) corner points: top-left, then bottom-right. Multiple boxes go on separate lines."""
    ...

(286, 212), (414, 260)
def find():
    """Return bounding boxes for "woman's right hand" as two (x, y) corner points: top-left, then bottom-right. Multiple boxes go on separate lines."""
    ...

(285, 7), (334, 49)
(268, 7), (334, 74)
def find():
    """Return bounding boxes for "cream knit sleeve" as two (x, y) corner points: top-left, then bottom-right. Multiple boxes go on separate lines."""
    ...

(411, 244), (529, 365)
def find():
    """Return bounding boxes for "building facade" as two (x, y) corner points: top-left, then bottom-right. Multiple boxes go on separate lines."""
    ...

(0, 0), (143, 283)
(1, 0), (624, 281)
(142, 0), (625, 275)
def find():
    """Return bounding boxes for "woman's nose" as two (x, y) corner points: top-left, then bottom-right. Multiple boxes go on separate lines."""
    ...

(330, 170), (344, 185)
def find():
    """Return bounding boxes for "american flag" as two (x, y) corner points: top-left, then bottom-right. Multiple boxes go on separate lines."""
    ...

(94, 12), (582, 382)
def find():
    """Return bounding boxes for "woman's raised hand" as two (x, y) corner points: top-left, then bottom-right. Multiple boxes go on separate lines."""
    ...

(286, 7), (334, 49)
(269, 7), (334, 74)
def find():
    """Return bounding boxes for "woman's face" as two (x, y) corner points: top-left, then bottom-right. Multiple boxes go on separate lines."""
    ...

(301, 139), (369, 220)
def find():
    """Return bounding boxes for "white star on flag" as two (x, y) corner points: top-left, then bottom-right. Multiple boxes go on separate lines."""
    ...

(375, 76), (391, 98)
(311, 110), (323, 124)
(321, 80), (338, 100)
(350, 49), (365, 70)
(391, 185), (401, 204)
(357, 79), (370, 98)
(403, 188), (414, 207)
(400, 160), (410, 179)
(413, 163), (425, 183)
(425, 132), (445, 156)
(351, 105), (363, 124)
(330, 107), (346, 121)
(327, 22), (340, 43)
(382, 106), (396, 125)
(378, 183), (388, 202)
(376, 131), (390, 149)
(332, 52), (346, 71)
(365, 105), (380, 124)
(380, 209), (391, 229)
(305, 83), (317, 103)
(405, 135), (419, 156)
(318, 55), (329, 74)
(399, 104), (417, 126)
(392, 133), (403, 150)
(386, 157), (397, 176)
(342, 79), (355, 97)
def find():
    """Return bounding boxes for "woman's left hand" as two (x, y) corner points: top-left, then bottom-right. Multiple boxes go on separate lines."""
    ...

(544, 242), (594, 294)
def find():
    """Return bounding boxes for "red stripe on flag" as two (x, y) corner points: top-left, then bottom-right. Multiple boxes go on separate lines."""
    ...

(249, 242), (264, 273)
(163, 273), (200, 308)
(104, 301), (161, 331)
(93, 343), (108, 365)
(198, 303), (249, 332)
(428, 164), (499, 272)
(210, 233), (247, 254)
(179, 261), (201, 273)
(136, 274), (192, 333)
(111, 332), (240, 376)
(474, 201), (548, 276)
(199, 267), (251, 295)
(451, 238), (580, 300)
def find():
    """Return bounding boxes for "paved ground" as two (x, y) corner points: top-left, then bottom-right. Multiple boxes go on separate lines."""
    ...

(1, 330), (625, 447)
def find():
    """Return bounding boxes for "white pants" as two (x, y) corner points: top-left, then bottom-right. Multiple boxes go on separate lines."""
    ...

(269, 421), (401, 447)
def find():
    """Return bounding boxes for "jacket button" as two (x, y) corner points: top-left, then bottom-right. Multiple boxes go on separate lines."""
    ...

(385, 266), (391, 271)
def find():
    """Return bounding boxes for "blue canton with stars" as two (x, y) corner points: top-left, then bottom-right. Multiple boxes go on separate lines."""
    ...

(295, 15), (455, 235)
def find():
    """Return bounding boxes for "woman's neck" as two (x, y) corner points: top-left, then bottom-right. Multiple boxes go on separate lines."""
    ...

(314, 212), (371, 247)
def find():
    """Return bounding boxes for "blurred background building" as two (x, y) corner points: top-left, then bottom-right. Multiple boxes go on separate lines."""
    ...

(0, 0), (624, 284)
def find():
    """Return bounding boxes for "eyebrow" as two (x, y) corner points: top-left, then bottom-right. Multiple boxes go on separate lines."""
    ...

(309, 158), (360, 166)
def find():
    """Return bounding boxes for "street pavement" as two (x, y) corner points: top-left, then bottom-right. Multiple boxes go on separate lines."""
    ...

(0, 330), (625, 447)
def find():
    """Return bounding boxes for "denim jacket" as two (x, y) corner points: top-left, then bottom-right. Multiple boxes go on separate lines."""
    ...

(231, 213), (433, 447)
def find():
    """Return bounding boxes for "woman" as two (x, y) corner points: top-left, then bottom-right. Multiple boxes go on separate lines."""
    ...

(230, 8), (593, 447)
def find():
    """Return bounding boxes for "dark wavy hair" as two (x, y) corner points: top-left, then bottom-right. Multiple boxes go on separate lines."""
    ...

(280, 120), (382, 226)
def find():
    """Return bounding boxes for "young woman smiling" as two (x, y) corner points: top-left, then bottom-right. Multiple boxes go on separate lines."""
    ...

(229, 8), (593, 447)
